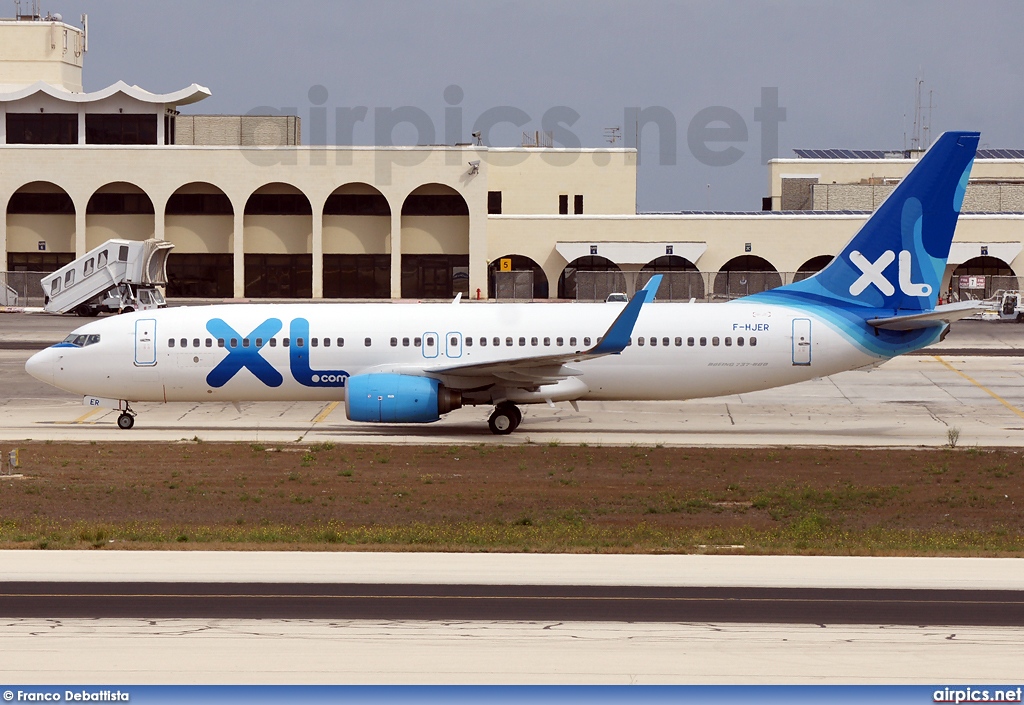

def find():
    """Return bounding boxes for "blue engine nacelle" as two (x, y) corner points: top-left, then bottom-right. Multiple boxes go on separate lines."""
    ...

(344, 373), (463, 424)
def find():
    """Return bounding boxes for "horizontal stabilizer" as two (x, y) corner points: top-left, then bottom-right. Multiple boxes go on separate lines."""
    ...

(866, 301), (986, 330)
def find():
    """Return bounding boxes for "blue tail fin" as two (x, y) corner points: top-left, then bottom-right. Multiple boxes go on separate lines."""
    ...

(757, 131), (979, 312)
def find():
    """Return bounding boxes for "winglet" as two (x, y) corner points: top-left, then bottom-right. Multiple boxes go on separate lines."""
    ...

(588, 275), (662, 355)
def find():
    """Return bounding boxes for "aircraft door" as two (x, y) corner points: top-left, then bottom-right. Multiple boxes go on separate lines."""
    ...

(135, 318), (157, 366)
(446, 332), (462, 358)
(792, 318), (811, 366)
(422, 332), (438, 358)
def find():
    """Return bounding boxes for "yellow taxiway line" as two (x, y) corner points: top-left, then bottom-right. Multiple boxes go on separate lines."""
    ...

(312, 401), (339, 423)
(934, 355), (1024, 420)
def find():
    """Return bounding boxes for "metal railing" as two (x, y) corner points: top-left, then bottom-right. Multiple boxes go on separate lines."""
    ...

(0, 271), (45, 307)
(569, 270), (810, 302)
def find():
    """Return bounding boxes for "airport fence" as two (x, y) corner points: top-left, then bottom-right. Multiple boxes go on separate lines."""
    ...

(0, 270), (45, 307)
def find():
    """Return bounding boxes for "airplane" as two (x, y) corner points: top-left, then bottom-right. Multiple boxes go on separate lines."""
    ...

(26, 131), (982, 435)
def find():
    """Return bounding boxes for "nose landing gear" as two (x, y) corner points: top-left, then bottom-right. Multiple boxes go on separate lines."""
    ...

(116, 404), (136, 430)
(488, 402), (522, 435)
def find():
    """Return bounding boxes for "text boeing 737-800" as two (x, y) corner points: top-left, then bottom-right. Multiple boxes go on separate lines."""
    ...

(26, 131), (983, 435)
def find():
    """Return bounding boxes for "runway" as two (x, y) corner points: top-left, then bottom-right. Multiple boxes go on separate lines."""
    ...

(3, 582), (1023, 625)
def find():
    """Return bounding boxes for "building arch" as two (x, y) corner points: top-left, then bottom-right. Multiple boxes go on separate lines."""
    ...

(639, 255), (703, 300)
(322, 182), (391, 298)
(713, 255), (782, 299)
(488, 254), (549, 299)
(163, 182), (234, 298)
(85, 181), (155, 251)
(952, 256), (1017, 300)
(400, 183), (469, 298)
(558, 255), (625, 300)
(243, 182), (313, 298)
(5, 181), (76, 272)
(793, 254), (835, 282)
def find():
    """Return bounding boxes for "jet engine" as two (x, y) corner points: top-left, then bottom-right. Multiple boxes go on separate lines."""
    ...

(344, 373), (462, 423)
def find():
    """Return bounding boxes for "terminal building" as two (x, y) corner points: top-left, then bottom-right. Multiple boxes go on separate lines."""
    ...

(2, 11), (1023, 304)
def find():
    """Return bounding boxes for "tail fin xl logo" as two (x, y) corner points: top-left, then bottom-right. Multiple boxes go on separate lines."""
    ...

(849, 250), (932, 298)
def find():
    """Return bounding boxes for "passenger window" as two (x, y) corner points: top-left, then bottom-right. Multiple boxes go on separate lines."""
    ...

(675, 337), (682, 346)
(506, 337), (513, 346)
(426, 336), (435, 346)
(84, 258), (95, 277)
(530, 337), (538, 346)
(479, 337), (487, 347)
(465, 337), (473, 347)
(627, 338), (632, 346)
(311, 338), (318, 347)
(750, 337), (757, 346)
(65, 270), (75, 286)
(699, 337), (707, 346)
(450, 336), (458, 347)
(296, 338), (304, 347)
(569, 337), (577, 346)
(217, 338), (225, 347)
(337, 338), (345, 347)
(168, 338), (175, 348)
(118, 245), (129, 262)
(638, 337), (645, 346)
(737, 337), (745, 347)
(364, 338), (372, 347)
(649, 337), (657, 346)
(543, 337), (550, 346)
(584, 337), (591, 346)
(556, 337), (564, 346)
(268, 339), (276, 348)
(242, 338), (250, 348)
(179, 338), (187, 348)
(97, 251), (108, 268)
(323, 338), (330, 347)
(206, 338), (213, 348)
(193, 338), (200, 348)
(51, 278), (61, 295)
(493, 337), (500, 346)
(712, 337), (720, 346)
(391, 338), (398, 347)
(663, 338), (670, 347)
(283, 338), (290, 347)
(687, 337), (694, 346)
(519, 337), (526, 346)
(402, 338), (410, 347)
(725, 337), (732, 347)
(414, 337), (422, 346)
(254, 338), (261, 347)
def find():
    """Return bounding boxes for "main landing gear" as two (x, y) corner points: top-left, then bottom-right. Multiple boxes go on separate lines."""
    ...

(117, 403), (136, 430)
(488, 402), (522, 435)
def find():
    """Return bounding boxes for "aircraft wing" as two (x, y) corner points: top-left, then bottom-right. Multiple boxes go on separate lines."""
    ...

(865, 300), (987, 330)
(426, 275), (662, 388)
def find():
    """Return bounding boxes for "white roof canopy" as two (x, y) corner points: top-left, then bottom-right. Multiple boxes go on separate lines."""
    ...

(556, 241), (707, 266)
(948, 242), (1022, 267)
(0, 80), (211, 106)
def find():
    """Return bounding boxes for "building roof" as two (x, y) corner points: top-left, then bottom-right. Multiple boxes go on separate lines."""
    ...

(793, 148), (1024, 160)
(0, 79), (211, 106)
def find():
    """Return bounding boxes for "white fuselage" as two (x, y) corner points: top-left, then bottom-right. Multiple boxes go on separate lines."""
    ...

(28, 301), (879, 407)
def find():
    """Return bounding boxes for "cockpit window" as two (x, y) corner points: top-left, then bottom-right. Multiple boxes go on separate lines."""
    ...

(61, 333), (100, 347)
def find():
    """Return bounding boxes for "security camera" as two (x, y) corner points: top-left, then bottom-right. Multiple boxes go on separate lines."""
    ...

(471, 131), (482, 145)
(467, 160), (480, 175)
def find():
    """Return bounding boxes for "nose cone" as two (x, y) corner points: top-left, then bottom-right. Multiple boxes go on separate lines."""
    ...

(25, 348), (55, 387)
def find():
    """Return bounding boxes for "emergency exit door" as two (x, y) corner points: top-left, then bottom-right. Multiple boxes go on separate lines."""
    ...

(792, 318), (811, 366)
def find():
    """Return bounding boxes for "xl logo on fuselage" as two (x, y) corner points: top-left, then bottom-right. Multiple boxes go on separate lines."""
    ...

(848, 250), (931, 298)
(205, 318), (349, 388)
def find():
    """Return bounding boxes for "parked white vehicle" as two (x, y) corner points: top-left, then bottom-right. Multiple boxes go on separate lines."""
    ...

(976, 290), (1024, 322)
(41, 239), (173, 316)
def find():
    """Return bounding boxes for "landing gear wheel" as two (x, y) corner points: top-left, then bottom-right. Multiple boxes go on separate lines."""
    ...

(117, 412), (135, 430)
(488, 403), (522, 435)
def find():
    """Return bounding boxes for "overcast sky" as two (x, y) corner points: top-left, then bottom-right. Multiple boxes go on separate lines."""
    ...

(43, 0), (1024, 211)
